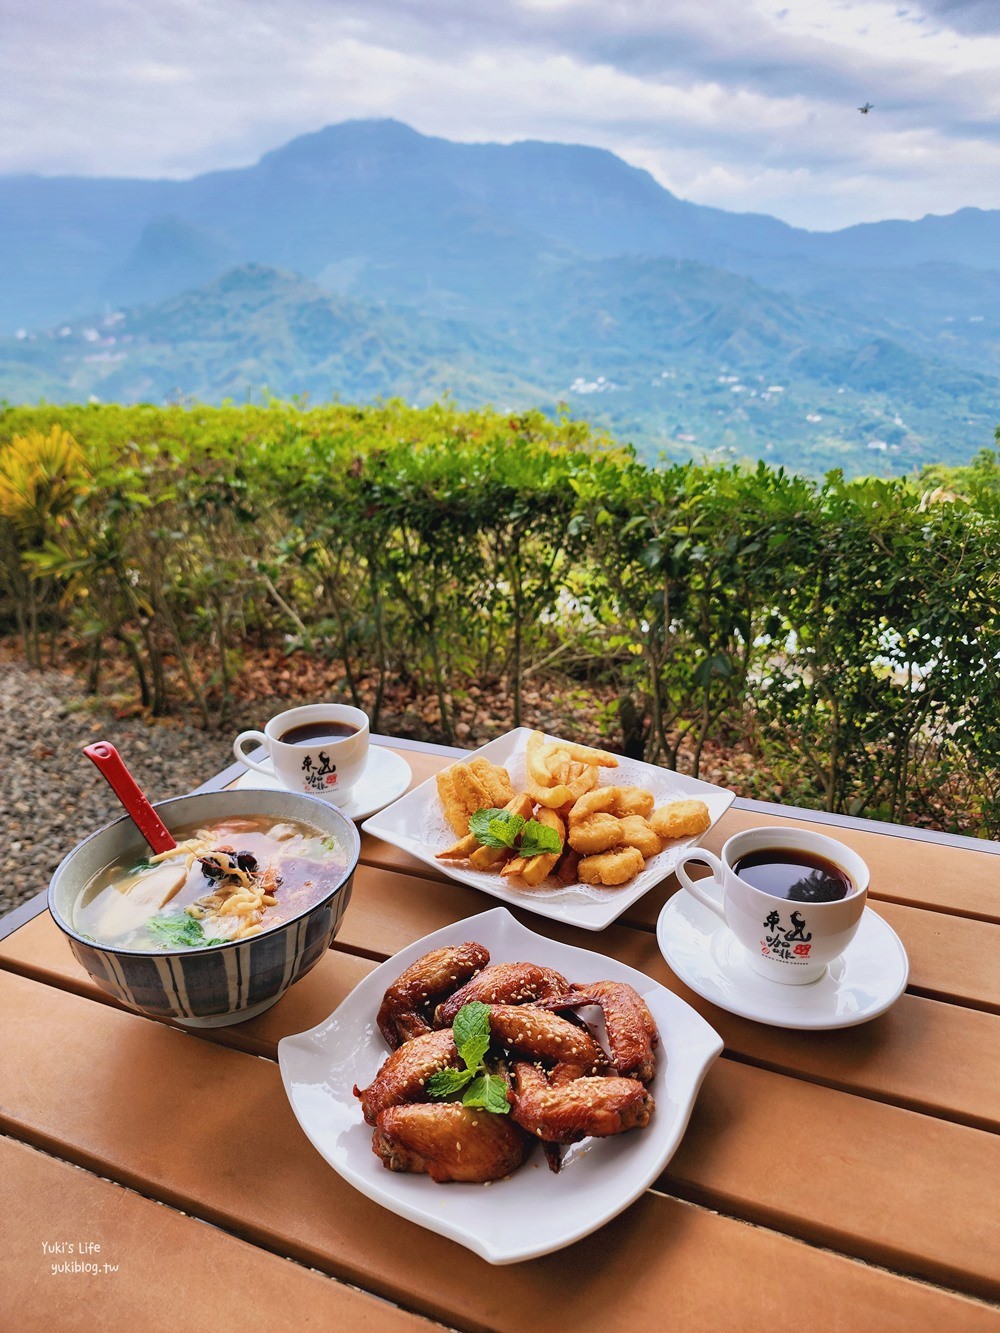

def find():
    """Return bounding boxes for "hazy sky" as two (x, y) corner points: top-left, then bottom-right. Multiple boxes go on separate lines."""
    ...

(3, 0), (1000, 230)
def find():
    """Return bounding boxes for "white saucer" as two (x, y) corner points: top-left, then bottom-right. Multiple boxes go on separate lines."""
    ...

(231, 745), (412, 822)
(656, 891), (909, 1030)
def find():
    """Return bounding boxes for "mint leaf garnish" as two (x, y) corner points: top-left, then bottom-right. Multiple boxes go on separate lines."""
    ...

(453, 1001), (491, 1068)
(469, 808), (525, 850)
(426, 1067), (474, 1098)
(469, 809), (562, 860)
(462, 1071), (511, 1115)
(428, 1001), (509, 1114)
(518, 819), (563, 858)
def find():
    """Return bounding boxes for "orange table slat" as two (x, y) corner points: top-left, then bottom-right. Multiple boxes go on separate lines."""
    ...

(2, 969), (999, 1303)
(3, 741), (998, 1329)
(4, 904), (999, 1136)
(1, 971), (997, 1330)
(0, 1135), (437, 1333)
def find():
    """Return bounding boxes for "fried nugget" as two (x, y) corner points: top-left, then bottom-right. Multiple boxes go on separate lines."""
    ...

(452, 760), (505, 816)
(614, 786), (655, 818)
(436, 759), (514, 835)
(436, 768), (468, 836)
(578, 846), (646, 887)
(468, 757), (515, 807)
(616, 815), (662, 859)
(649, 799), (711, 841)
(568, 812), (624, 855)
(569, 785), (655, 824)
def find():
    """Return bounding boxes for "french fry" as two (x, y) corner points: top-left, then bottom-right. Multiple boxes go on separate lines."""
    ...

(548, 749), (572, 784)
(470, 844), (511, 872)
(436, 831), (480, 860)
(555, 846), (581, 886)
(526, 731), (554, 788)
(504, 809), (565, 887)
(457, 792), (534, 871)
(436, 736), (671, 895)
(526, 775), (576, 808)
(552, 739), (619, 768)
(564, 758), (598, 800)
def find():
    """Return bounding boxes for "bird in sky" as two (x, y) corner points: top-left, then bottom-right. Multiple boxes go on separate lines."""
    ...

(858, 102), (874, 114)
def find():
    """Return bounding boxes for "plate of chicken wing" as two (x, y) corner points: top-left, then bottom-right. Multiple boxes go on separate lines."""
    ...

(361, 727), (735, 931)
(277, 907), (723, 1263)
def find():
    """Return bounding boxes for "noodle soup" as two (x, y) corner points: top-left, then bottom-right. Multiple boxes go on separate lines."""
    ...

(76, 814), (348, 951)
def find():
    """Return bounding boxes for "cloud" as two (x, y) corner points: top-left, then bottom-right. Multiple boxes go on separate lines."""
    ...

(912, 0), (1000, 34)
(1, 0), (999, 229)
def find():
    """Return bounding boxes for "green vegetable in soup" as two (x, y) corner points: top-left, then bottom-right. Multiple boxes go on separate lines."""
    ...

(146, 913), (227, 950)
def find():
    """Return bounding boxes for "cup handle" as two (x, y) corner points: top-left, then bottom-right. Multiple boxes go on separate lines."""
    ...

(233, 730), (274, 776)
(675, 848), (727, 922)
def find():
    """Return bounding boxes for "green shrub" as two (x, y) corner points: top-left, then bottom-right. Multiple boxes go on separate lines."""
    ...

(1, 401), (997, 835)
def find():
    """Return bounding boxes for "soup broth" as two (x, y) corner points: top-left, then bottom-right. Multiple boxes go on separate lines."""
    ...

(75, 815), (347, 951)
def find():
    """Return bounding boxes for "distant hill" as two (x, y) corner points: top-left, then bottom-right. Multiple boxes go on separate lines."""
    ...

(0, 265), (553, 410)
(1, 119), (998, 473)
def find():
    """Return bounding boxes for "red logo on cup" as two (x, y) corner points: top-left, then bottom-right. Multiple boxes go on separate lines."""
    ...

(793, 943), (811, 957)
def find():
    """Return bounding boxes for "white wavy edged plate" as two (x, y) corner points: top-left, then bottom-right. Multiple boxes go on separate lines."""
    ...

(361, 727), (735, 931)
(277, 906), (723, 1265)
(232, 745), (411, 822)
(657, 891), (910, 1030)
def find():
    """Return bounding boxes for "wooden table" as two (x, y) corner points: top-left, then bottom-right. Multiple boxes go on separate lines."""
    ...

(2, 737), (999, 1331)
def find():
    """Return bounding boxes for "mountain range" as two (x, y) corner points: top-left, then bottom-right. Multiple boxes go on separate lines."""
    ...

(2, 118), (998, 474)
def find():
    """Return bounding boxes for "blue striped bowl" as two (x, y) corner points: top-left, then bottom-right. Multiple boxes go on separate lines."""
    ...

(48, 789), (361, 1027)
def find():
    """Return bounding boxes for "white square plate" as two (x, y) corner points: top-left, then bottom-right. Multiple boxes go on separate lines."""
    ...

(278, 907), (723, 1264)
(362, 727), (735, 931)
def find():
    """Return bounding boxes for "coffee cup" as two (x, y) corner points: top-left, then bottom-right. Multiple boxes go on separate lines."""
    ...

(233, 704), (370, 805)
(674, 826), (869, 984)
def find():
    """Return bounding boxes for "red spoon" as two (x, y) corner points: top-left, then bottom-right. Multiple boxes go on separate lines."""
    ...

(83, 742), (177, 856)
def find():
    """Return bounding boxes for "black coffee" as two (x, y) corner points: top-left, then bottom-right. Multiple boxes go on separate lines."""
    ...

(278, 721), (360, 746)
(733, 849), (854, 903)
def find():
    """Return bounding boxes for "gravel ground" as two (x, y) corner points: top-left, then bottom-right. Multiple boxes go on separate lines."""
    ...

(0, 663), (235, 919)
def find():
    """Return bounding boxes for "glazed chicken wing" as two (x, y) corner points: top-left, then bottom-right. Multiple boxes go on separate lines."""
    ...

(377, 942), (489, 1048)
(373, 1103), (529, 1183)
(354, 1030), (460, 1125)
(433, 962), (569, 1026)
(544, 981), (661, 1082)
(509, 1062), (653, 1145)
(487, 1003), (608, 1076)
(540, 980), (659, 1083)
